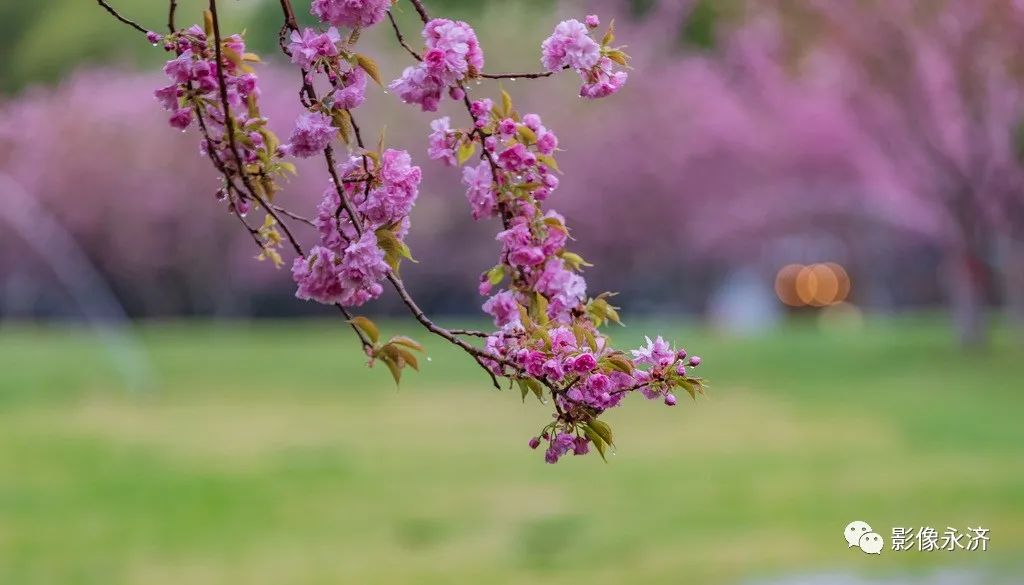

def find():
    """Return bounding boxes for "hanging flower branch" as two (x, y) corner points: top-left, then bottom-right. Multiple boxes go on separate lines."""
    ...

(93, 0), (705, 463)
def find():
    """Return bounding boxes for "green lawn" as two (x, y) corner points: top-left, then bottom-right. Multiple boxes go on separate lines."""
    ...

(1, 317), (1022, 584)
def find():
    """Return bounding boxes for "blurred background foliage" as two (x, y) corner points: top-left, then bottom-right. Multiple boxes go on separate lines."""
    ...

(2, 0), (1023, 342)
(0, 0), (558, 93)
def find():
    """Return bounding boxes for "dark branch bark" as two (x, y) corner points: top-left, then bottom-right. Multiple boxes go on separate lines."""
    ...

(96, 0), (149, 35)
(168, 0), (178, 32)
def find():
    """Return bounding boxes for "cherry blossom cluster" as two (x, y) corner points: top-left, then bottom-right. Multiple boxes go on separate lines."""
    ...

(153, 25), (265, 166)
(541, 15), (629, 99)
(278, 25), (370, 157)
(389, 18), (485, 111)
(105, 0), (702, 464)
(294, 148), (422, 307)
(149, 22), (293, 265)
(311, 0), (391, 29)
(397, 14), (702, 462)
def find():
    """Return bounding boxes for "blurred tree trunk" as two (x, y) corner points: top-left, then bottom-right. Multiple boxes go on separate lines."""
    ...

(945, 245), (988, 348)
(999, 233), (1024, 342)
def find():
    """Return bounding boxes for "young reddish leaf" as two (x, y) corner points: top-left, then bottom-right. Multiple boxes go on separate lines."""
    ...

(350, 316), (380, 344)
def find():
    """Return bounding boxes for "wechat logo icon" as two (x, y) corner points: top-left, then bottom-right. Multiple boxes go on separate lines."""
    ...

(845, 520), (884, 555)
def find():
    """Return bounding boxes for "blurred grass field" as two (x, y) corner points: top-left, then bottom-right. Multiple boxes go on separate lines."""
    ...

(1, 317), (1022, 584)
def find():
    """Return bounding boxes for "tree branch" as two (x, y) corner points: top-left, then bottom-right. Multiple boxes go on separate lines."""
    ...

(387, 11), (422, 61)
(480, 71), (554, 80)
(408, 0), (430, 24)
(271, 0), (509, 388)
(168, 0), (178, 32)
(95, 0), (149, 35)
(208, 0), (305, 257)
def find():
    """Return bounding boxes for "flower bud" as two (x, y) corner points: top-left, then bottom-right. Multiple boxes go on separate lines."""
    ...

(449, 86), (465, 101)
(146, 31), (163, 44)
(585, 14), (600, 28)
(528, 437), (541, 450)
(664, 393), (677, 406)
(676, 348), (688, 361)
(688, 356), (701, 367)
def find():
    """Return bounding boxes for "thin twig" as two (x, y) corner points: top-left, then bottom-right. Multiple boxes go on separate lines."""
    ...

(270, 204), (315, 227)
(168, 0), (178, 32)
(480, 71), (554, 79)
(208, 0), (304, 257)
(96, 0), (149, 35)
(448, 329), (491, 338)
(388, 11), (422, 61)
(408, 0), (430, 24)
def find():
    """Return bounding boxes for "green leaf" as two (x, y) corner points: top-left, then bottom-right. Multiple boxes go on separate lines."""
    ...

(601, 19), (616, 46)
(605, 304), (622, 325)
(203, 10), (214, 37)
(589, 419), (615, 446)
(518, 305), (534, 330)
(389, 335), (424, 352)
(544, 216), (568, 233)
(525, 378), (545, 402)
(606, 49), (629, 67)
(572, 323), (587, 345)
(581, 425), (608, 462)
(395, 347), (420, 371)
(516, 125), (537, 144)
(530, 292), (549, 325)
(517, 379), (529, 402)
(681, 377), (707, 400)
(375, 227), (415, 275)
(536, 154), (561, 173)
(350, 316), (380, 344)
(355, 53), (383, 86)
(560, 251), (593, 271)
(605, 354), (634, 374)
(457, 140), (477, 165)
(382, 355), (402, 386)
(501, 88), (513, 117)
(486, 265), (507, 286)
(332, 109), (351, 145)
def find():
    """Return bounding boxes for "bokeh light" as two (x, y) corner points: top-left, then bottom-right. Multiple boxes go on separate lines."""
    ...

(775, 262), (851, 308)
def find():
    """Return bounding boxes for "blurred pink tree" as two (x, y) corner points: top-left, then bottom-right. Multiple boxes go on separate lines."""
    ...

(573, 0), (1024, 344)
(0, 68), (324, 315)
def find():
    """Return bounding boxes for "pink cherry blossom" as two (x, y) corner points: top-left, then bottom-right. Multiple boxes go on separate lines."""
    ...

(280, 111), (337, 158)
(311, 0), (390, 29)
(541, 19), (600, 72)
(287, 27), (341, 69)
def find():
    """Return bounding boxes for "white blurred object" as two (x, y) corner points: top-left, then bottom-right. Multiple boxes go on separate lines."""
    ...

(0, 173), (153, 392)
(709, 267), (781, 334)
